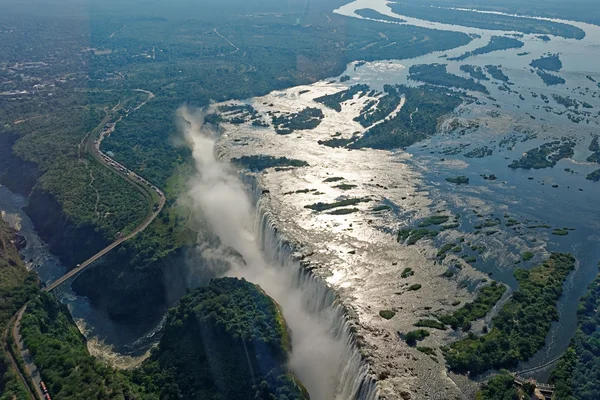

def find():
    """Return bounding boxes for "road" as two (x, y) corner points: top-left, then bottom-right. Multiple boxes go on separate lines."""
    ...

(3, 309), (36, 400)
(45, 89), (165, 292)
(5, 89), (164, 398)
(13, 306), (45, 400)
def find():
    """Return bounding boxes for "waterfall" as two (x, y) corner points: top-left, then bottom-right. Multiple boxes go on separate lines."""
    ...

(253, 187), (379, 400)
(182, 107), (379, 400)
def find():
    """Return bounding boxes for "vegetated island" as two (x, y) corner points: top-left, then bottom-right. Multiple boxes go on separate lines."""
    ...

(508, 140), (575, 169)
(587, 169), (600, 182)
(530, 53), (563, 72)
(355, 8), (406, 23)
(445, 176), (470, 185)
(271, 107), (324, 134)
(353, 84), (463, 149)
(443, 253), (576, 375)
(20, 278), (309, 400)
(408, 63), (489, 93)
(387, 2), (585, 39)
(449, 36), (524, 61)
(460, 65), (489, 81)
(485, 65), (510, 82)
(232, 155), (309, 171)
(536, 70), (566, 86)
(315, 84), (370, 112)
(587, 135), (600, 163)
(550, 264), (600, 399)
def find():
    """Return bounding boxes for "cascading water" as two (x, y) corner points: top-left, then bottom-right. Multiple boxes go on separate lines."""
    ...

(180, 107), (379, 400)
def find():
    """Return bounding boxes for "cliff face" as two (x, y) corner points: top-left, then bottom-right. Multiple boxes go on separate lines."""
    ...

(23, 188), (109, 268)
(71, 246), (186, 326)
(0, 133), (40, 196)
(1, 133), (109, 268)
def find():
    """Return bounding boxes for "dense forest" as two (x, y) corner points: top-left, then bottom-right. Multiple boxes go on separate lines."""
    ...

(21, 278), (307, 400)
(443, 253), (576, 374)
(551, 267), (600, 399)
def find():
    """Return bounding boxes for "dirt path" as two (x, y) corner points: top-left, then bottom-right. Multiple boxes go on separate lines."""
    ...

(214, 28), (240, 56)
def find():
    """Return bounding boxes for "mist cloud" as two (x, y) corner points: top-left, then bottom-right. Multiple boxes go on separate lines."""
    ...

(178, 106), (347, 400)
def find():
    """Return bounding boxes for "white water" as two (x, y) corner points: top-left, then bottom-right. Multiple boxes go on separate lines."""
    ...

(180, 107), (378, 400)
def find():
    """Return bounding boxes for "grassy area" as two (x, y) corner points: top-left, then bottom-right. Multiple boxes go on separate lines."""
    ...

(443, 253), (576, 374)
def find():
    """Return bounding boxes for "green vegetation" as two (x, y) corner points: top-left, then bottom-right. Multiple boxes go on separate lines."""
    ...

(552, 228), (571, 236)
(587, 135), (600, 163)
(485, 65), (510, 82)
(314, 84), (370, 112)
(388, 2), (585, 39)
(355, 9), (406, 23)
(398, 228), (438, 245)
(444, 253), (576, 374)
(404, 330), (430, 346)
(272, 107), (324, 134)
(438, 282), (506, 331)
(445, 176), (470, 185)
(521, 252), (534, 261)
(476, 371), (520, 400)
(408, 64), (489, 93)
(408, 284), (422, 291)
(417, 347), (436, 356)
(334, 184), (357, 191)
(305, 197), (370, 212)
(232, 155), (309, 172)
(449, 36), (524, 61)
(0, 220), (39, 400)
(530, 53), (563, 71)
(21, 292), (148, 399)
(22, 278), (308, 400)
(415, 319), (447, 330)
(354, 85), (404, 128)
(509, 140), (575, 169)
(587, 169), (600, 182)
(379, 310), (396, 320)
(351, 84), (463, 150)
(551, 268), (600, 400)
(418, 216), (450, 227)
(327, 208), (359, 215)
(401, 268), (415, 278)
(460, 65), (489, 81)
(536, 70), (566, 86)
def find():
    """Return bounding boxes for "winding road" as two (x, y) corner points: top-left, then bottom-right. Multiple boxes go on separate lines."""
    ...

(5, 89), (165, 399)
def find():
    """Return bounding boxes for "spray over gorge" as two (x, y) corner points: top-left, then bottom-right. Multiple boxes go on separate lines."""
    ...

(178, 106), (378, 400)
